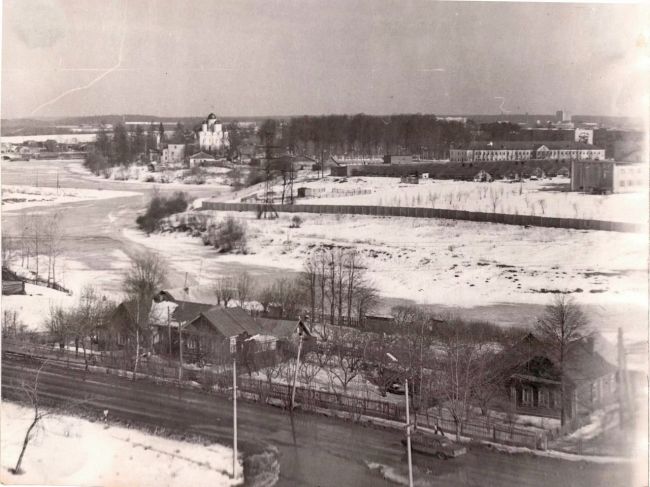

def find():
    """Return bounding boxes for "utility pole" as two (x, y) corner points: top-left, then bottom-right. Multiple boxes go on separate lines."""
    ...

(617, 327), (631, 425)
(387, 352), (413, 487)
(291, 322), (305, 410)
(405, 379), (413, 487)
(232, 356), (238, 480)
(167, 306), (172, 357)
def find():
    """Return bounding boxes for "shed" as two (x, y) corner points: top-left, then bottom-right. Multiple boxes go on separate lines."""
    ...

(189, 151), (216, 167)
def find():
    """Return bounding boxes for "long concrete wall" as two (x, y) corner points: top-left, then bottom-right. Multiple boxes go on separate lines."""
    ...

(200, 201), (642, 233)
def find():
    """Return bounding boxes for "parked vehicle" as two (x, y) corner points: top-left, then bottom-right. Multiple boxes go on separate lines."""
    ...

(402, 430), (467, 459)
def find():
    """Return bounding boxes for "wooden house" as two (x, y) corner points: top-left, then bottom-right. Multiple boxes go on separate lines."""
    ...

(183, 306), (266, 363)
(499, 333), (618, 424)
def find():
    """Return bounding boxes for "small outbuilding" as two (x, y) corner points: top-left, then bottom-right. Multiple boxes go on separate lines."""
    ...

(189, 151), (216, 167)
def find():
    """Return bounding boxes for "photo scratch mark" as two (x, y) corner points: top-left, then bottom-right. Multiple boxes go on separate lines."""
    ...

(30, 1), (129, 115)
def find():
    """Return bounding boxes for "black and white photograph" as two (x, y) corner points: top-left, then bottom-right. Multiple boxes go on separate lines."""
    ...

(0, 0), (648, 486)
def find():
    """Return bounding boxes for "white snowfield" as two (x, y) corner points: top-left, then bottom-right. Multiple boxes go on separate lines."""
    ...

(1, 184), (138, 211)
(1, 283), (75, 330)
(124, 211), (647, 310)
(1, 402), (242, 487)
(287, 176), (647, 224)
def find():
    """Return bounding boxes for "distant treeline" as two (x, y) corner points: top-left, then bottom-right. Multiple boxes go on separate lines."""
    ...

(271, 114), (472, 159)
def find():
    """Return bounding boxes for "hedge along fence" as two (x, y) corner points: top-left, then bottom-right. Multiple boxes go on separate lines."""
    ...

(200, 201), (642, 233)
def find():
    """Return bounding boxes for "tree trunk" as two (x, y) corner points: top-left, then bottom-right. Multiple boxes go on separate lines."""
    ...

(133, 329), (140, 380)
(13, 416), (39, 474)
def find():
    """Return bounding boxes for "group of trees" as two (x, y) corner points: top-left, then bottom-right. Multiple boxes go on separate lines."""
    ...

(301, 248), (378, 337)
(86, 121), (197, 174)
(2, 211), (65, 288)
(46, 287), (114, 369)
(275, 114), (472, 159)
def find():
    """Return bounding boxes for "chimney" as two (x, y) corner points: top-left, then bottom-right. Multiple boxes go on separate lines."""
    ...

(586, 336), (595, 354)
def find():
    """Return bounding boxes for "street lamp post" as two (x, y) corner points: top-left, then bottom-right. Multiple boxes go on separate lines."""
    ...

(387, 352), (413, 487)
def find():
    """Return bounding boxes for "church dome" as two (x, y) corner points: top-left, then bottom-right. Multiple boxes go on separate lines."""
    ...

(207, 113), (217, 120)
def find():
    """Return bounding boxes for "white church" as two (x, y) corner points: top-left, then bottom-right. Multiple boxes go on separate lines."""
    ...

(197, 113), (229, 152)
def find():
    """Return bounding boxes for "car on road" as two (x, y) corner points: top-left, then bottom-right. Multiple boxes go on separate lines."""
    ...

(402, 430), (467, 459)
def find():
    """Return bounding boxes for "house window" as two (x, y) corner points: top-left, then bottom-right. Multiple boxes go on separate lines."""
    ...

(538, 388), (550, 408)
(522, 387), (534, 406)
(553, 390), (561, 409)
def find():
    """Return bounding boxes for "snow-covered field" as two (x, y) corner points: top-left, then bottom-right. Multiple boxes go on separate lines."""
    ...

(284, 176), (647, 224)
(2, 249), (133, 332)
(1, 283), (75, 331)
(1, 184), (138, 211)
(124, 211), (647, 311)
(0, 402), (242, 486)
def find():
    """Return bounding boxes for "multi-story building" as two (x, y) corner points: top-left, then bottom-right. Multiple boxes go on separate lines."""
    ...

(197, 113), (229, 152)
(450, 141), (605, 163)
(161, 144), (185, 165)
(571, 160), (645, 194)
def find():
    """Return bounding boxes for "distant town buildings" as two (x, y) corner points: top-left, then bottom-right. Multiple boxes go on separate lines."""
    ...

(198, 113), (229, 152)
(450, 141), (605, 163)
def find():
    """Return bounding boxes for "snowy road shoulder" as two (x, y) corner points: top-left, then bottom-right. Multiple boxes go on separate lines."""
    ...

(0, 401), (243, 486)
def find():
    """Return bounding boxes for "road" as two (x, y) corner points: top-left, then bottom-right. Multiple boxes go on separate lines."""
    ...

(1, 355), (635, 487)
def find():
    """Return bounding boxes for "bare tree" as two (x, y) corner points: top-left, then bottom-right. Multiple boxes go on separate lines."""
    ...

(122, 251), (168, 379)
(298, 352), (322, 389)
(257, 284), (274, 314)
(28, 213), (44, 276)
(214, 276), (235, 307)
(11, 359), (90, 475)
(433, 318), (489, 440)
(72, 286), (111, 370)
(323, 328), (368, 394)
(354, 285), (378, 327)
(235, 271), (253, 308)
(488, 187), (500, 213)
(535, 294), (590, 425)
(302, 254), (319, 329)
(2, 232), (17, 266)
(44, 212), (64, 287)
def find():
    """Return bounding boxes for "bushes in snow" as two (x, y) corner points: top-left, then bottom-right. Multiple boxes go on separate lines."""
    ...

(136, 191), (189, 234)
(203, 217), (247, 253)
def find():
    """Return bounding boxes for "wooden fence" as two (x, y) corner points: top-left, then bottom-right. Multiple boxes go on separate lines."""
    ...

(200, 201), (641, 233)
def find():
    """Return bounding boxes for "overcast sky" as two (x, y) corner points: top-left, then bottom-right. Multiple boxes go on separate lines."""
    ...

(2, 0), (648, 119)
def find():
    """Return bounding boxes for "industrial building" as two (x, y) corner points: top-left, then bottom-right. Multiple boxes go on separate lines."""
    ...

(570, 160), (645, 194)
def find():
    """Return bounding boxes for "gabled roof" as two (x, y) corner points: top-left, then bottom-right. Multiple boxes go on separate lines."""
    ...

(172, 300), (214, 323)
(189, 151), (216, 160)
(191, 306), (264, 338)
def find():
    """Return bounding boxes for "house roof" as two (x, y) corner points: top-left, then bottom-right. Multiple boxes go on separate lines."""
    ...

(256, 318), (299, 339)
(500, 333), (617, 385)
(172, 300), (213, 323)
(192, 306), (264, 338)
(189, 151), (216, 160)
(564, 343), (618, 383)
(255, 317), (312, 339)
